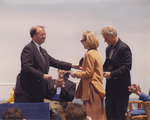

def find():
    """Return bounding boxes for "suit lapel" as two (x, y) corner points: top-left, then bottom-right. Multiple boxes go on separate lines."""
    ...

(31, 41), (45, 71)
(111, 39), (121, 60)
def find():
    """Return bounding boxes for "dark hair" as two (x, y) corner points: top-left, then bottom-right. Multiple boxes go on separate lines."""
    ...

(2, 108), (24, 119)
(30, 25), (45, 38)
(65, 103), (86, 120)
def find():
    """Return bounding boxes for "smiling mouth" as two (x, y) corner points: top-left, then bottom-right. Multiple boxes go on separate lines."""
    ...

(42, 39), (45, 41)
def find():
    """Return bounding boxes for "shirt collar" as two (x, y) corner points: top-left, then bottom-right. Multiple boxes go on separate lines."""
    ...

(33, 40), (40, 53)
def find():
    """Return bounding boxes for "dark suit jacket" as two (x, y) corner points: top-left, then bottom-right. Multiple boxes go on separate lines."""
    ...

(45, 79), (76, 109)
(15, 41), (72, 102)
(105, 39), (132, 97)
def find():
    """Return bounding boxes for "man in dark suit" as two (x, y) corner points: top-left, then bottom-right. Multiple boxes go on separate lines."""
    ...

(15, 25), (77, 103)
(101, 26), (132, 120)
(44, 69), (76, 117)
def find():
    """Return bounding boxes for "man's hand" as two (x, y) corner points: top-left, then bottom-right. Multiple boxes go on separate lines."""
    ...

(72, 64), (82, 70)
(55, 79), (65, 88)
(43, 74), (52, 80)
(103, 72), (111, 79)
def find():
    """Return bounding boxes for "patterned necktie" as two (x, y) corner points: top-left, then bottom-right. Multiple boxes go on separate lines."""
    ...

(39, 47), (45, 64)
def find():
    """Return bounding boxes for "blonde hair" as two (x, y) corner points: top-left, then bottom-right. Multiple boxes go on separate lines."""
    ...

(101, 26), (117, 36)
(83, 31), (99, 49)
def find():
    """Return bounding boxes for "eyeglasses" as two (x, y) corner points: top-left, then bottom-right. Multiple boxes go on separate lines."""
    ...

(80, 39), (86, 43)
(36, 33), (47, 37)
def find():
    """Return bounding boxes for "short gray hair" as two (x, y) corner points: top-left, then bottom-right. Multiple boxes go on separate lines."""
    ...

(101, 26), (117, 36)
(30, 25), (45, 38)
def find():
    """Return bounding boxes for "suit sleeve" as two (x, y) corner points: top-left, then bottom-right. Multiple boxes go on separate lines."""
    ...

(75, 53), (94, 78)
(60, 82), (76, 102)
(45, 80), (57, 99)
(139, 93), (150, 101)
(48, 54), (72, 71)
(21, 46), (43, 80)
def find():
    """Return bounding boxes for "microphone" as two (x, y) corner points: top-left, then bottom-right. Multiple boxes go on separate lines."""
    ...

(63, 71), (71, 80)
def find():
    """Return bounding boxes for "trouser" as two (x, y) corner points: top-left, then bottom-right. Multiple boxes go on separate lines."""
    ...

(105, 95), (129, 120)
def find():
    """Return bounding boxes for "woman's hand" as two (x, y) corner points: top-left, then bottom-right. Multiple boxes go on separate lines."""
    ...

(70, 71), (77, 78)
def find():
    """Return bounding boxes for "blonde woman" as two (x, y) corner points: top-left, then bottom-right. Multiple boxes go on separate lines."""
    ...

(71, 31), (106, 120)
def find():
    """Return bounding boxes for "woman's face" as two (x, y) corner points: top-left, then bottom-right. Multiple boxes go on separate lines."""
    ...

(81, 35), (89, 50)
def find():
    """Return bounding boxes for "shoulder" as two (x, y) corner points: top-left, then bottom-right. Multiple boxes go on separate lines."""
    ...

(21, 42), (35, 55)
(86, 49), (99, 56)
(23, 41), (35, 50)
(116, 39), (131, 53)
(118, 39), (130, 49)
(85, 50), (101, 60)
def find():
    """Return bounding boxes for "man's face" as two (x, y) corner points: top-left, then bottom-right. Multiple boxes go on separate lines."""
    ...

(103, 34), (115, 46)
(58, 69), (65, 79)
(34, 27), (46, 45)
